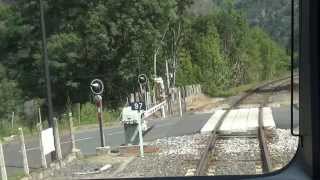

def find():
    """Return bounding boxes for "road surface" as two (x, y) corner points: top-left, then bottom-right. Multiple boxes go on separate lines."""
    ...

(3, 104), (298, 177)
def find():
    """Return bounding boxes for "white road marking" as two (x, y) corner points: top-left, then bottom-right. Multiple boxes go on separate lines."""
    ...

(22, 137), (95, 152)
(107, 131), (123, 136)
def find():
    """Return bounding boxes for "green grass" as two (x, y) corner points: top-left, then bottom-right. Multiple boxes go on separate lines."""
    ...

(220, 82), (260, 97)
(73, 102), (121, 127)
(7, 171), (25, 180)
(206, 72), (291, 98)
(0, 103), (121, 140)
(0, 122), (36, 140)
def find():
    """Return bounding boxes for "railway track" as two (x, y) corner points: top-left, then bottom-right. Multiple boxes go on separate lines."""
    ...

(195, 76), (294, 176)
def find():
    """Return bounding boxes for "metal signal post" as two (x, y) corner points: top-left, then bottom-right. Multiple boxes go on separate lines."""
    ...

(90, 79), (105, 147)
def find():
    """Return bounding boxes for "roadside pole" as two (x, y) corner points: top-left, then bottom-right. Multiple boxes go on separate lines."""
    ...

(38, 107), (42, 124)
(53, 118), (62, 162)
(11, 112), (14, 129)
(178, 88), (183, 117)
(78, 103), (81, 125)
(68, 112), (76, 152)
(0, 141), (7, 180)
(137, 74), (148, 157)
(90, 79), (106, 147)
(18, 128), (29, 176)
(161, 106), (166, 118)
(39, 0), (55, 161)
(95, 95), (105, 147)
(37, 123), (47, 169)
(138, 114), (144, 157)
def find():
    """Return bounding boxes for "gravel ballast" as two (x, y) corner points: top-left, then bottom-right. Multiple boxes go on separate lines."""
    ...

(267, 128), (299, 170)
(47, 129), (298, 178)
(208, 137), (261, 175)
(116, 133), (210, 177)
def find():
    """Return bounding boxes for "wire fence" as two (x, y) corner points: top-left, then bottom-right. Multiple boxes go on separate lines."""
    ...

(1, 114), (73, 179)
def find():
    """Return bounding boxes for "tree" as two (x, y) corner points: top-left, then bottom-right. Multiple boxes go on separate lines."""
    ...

(0, 64), (22, 122)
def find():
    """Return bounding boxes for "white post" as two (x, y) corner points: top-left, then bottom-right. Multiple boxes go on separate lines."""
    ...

(165, 59), (170, 90)
(19, 128), (29, 175)
(178, 89), (183, 117)
(68, 112), (76, 152)
(146, 92), (149, 109)
(37, 123), (47, 169)
(153, 92), (156, 106)
(11, 112), (14, 129)
(0, 141), (7, 180)
(53, 118), (63, 161)
(130, 93), (135, 103)
(161, 105), (166, 118)
(78, 103), (81, 125)
(38, 107), (42, 124)
(138, 118), (144, 157)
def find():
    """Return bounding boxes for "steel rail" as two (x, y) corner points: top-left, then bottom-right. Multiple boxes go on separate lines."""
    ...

(195, 75), (294, 176)
(258, 107), (273, 173)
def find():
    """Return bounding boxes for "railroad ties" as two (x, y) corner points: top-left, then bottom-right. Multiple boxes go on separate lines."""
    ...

(194, 76), (290, 176)
(201, 107), (275, 135)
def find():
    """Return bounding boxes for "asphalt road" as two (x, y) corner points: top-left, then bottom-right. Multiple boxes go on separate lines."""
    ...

(75, 112), (211, 155)
(3, 106), (299, 177)
(3, 112), (210, 177)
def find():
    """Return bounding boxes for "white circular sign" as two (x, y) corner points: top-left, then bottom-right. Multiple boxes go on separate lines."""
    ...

(90, 79), (104, 95)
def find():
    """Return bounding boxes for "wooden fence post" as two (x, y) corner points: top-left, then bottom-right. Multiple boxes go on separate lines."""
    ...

(0, 141), (7, 180)
(37, 123), (47, 169)
(38, 107), (42, 124)
(178, 88), (183, 117)
(53, 118), (62, 161)
(78, 103), (81, 125)
(18, 128), (29, 175)
(161, 105), (166, 118)
(68, 112), (76, 152)
(11, 112), (14, 129)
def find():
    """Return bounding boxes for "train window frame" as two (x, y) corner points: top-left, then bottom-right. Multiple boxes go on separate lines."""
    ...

(2, 0), (318, 179)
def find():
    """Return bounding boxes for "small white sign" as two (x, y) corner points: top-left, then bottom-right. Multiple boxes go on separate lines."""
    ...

(41, 128), (55, 155)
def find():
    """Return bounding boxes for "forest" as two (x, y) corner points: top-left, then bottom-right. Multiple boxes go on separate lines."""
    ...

(0, 0), (292, 131)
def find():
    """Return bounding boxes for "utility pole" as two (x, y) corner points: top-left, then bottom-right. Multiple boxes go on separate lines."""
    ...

(40, 0), (55, 160)
(40, 0), (53, 128)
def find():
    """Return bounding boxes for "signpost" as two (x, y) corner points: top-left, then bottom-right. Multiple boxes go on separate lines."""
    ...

(90, 79), (106, 147)
(137, 74), (148, 157)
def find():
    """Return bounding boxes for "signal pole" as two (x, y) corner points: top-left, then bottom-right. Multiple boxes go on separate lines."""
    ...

(90, 79), (106, 147)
